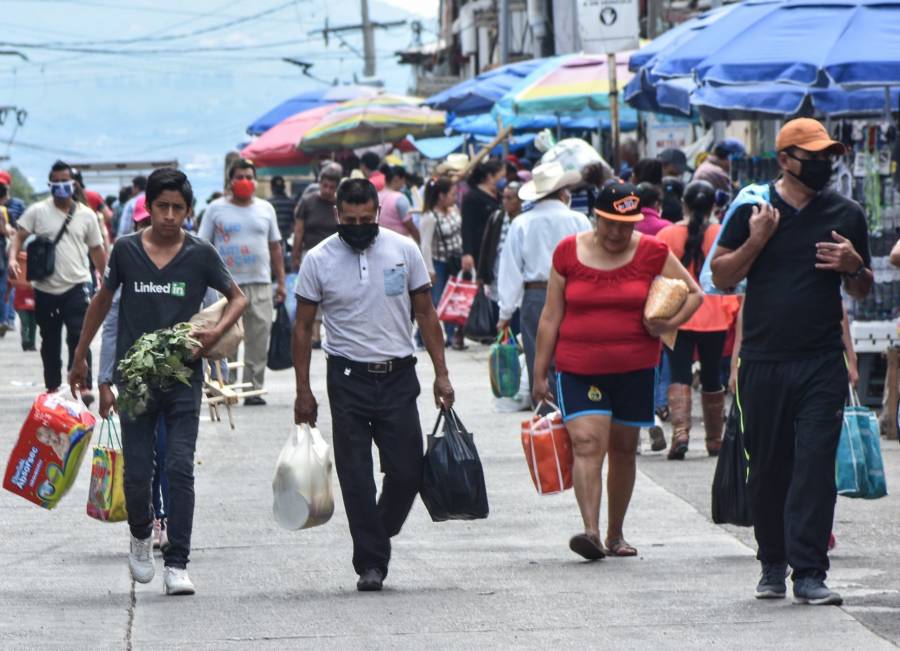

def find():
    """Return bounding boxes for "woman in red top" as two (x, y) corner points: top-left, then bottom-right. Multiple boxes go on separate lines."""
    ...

(656, 181), (742, 459)
(533, 183), (702, 560)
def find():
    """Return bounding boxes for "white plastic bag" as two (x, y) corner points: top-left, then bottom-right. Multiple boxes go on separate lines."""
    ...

(540, 138), (614, 179)
(272, 424), (335, 530)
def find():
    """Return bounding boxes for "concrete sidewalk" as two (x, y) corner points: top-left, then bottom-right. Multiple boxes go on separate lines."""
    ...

(0, 338), (895, 649)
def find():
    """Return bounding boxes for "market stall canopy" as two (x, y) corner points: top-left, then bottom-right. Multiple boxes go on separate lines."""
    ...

(424, 59), (546, 116)
(693, 83), (900, 121)
(694, 0), (900, 87)
(493, 53), (636, 125)
(624, 75), (696, 117)
(627, 4), (737, 73)
(240, 105), (336, 168)
(449, 111), (637, 136)
(246, 85), (378, 136)
(298, 94), (446, 152)
(632, 0), (900, 88)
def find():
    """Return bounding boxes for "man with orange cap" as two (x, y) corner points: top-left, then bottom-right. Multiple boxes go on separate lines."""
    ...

(711, 119), (872, 606)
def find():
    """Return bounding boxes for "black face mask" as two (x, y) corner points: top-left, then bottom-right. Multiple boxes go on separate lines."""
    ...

(786, 152), (833, 192)
(338, 223), (379, 251)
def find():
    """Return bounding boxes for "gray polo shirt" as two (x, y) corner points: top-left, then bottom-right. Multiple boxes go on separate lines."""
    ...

(296, 228), (431, 362)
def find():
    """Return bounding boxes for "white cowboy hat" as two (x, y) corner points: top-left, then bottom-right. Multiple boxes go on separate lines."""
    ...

(518, 161), (582, 202)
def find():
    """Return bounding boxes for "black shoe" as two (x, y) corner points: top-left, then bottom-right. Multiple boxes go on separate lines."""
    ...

(357, 568), (384, 592)
(793, 576), (843, 605)
(755, 562), (788, 599)
(244, 396), (267, 406)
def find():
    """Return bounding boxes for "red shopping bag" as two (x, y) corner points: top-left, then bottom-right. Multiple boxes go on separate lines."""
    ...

(521, 402), (573, 495)
(436, 274), (478, 326)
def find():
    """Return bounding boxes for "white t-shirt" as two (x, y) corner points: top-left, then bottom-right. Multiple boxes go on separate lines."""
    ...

(296, 228), (431, 362)
(18, 198), (103, 295)
(197, 197), (280, 285)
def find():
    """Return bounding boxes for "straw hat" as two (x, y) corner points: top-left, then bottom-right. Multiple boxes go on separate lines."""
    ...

(518, 161), (581, 202)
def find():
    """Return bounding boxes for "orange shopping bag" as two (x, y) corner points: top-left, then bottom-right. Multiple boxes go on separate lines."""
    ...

(520, 401), (573, 495)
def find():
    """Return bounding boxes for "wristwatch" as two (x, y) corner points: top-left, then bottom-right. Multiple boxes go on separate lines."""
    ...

(845, 262), (867, 280)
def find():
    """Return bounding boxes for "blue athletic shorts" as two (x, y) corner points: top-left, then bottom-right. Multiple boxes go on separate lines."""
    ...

(556, 368), (655, 427)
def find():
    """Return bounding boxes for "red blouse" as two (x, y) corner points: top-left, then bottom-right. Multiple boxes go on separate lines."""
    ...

(553, 234), (668, 376)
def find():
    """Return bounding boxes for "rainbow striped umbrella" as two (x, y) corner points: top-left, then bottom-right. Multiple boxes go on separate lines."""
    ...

(298, 94), (446, 151)
(494, 52), (636, 121)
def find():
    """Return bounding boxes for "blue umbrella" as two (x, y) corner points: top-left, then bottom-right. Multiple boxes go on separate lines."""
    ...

(624, 74), (696, 116)
(687, 0), (900, 88)
(424, 59), (546, 116)
(449, 111), (638, 136)
(627, 4), (737, 73)
(693, 83), (900, 120)
(646, 0), (784, 80)
(246, 85), (378, 136)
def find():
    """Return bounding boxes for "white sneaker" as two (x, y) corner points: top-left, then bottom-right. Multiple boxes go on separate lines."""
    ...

(129, 535), (155, 584)
(164, 567), (196, 596)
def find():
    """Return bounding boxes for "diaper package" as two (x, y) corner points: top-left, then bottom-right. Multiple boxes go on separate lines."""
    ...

(3, 393), (96, 509)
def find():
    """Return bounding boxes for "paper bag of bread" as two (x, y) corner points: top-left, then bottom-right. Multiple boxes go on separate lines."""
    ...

(644, 276), (689, 349)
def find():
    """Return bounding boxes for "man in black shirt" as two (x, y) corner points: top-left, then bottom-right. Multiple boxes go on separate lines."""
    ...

(69, 168), (247, 596)
(712, 119), (872, 606)
(268, 175), (297, 262)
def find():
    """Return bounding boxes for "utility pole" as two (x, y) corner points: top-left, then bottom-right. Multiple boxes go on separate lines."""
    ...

(360, 0), (376, 78)
(499, 0), (510, 65)
(309, 7), (405, 81)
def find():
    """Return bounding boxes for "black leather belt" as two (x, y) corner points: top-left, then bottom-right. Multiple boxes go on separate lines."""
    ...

(327, 355), (416, 374)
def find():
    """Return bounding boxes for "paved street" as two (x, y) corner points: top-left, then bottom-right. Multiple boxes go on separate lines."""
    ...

(1, 335), (899, 649)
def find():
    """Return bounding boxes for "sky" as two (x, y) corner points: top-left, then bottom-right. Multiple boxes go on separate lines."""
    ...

(1, 0), (439, 205)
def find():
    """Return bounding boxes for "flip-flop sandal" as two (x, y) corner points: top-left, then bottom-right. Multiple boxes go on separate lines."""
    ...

(605, 538), (638, 557)
(569, 534), (606, 560)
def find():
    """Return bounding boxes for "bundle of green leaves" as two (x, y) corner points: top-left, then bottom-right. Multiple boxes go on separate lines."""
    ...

(117, 322), (200, 417)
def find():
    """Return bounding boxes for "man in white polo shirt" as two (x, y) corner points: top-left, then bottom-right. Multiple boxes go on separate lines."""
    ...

(293, 178), (454, 593)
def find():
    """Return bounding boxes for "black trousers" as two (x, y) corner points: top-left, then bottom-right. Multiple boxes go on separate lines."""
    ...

(737, 351), (847, 580)
(326, 357), (423, 577)
(666, 329), (727, 392)
(120, 379), (202, 569)
(34, 283), (93, 391)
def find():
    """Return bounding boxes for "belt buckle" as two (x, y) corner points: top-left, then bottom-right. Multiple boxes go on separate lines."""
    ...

(368, 361), (391, 374)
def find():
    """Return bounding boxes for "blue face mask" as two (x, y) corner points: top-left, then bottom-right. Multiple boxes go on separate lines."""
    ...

(49, 181), (75, 199)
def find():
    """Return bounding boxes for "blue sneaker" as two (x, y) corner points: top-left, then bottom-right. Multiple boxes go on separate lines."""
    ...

(755, 562), (788, 599)
(793, 576), (843, 606)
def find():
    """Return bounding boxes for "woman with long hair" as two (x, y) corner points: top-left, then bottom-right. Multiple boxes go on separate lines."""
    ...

(656, 181), (741, 459)
(532, 183), (702, 559)
(420, 176), (465, 348)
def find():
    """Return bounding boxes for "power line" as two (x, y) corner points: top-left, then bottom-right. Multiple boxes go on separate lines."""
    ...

(1, 0), (302, 49)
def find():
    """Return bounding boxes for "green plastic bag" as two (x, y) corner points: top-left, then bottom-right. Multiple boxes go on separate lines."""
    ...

(489, 328), (521, 398)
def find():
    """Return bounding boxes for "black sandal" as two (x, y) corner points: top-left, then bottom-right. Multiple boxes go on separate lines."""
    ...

(569, 533), (606, 560)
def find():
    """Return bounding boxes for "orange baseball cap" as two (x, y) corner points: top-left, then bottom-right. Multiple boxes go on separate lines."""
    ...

(776, 118), (845, 155)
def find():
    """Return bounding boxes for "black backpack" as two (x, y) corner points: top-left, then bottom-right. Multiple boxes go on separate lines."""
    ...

(26, 203), (75, 282)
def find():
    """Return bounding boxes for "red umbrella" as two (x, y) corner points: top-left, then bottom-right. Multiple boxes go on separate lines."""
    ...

(240, 104), (335, 168)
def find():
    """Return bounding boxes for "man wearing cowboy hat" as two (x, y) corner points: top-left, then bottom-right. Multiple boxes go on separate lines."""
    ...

(497, 161), (591, 401)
